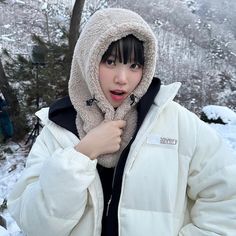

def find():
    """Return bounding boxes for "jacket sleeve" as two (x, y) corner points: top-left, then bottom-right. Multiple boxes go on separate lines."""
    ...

(179, 119), (236, 236)
(7, 126), (97, 236)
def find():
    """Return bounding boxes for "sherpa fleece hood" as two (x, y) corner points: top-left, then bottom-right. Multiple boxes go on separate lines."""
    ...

(68, 8), (157, 167)
(68, 7), (157, 116)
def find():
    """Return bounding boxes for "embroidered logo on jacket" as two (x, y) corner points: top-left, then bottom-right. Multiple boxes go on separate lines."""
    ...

(147, 134), (178, 146)
(160, 137), (177, 145)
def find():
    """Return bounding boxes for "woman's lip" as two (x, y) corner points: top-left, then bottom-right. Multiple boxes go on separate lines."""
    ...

(110, 89), (126, 94)
(110, 90), (126, 101)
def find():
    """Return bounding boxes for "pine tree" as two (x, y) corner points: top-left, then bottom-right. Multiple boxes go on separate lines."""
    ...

(0, 0), (107, 141)
(3, 30), (70, 128)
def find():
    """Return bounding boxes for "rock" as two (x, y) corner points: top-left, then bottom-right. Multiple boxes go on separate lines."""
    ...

(0, 215), (7, 229)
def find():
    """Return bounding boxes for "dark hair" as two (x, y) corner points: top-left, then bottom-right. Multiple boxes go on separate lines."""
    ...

(101, 34), (144, 65)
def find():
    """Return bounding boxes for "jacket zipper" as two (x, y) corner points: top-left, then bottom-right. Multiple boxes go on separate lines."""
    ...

(106, 163), (118, 216)
(106, 195), (112, 216)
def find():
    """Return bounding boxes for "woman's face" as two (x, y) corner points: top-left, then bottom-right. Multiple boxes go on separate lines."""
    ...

(99, 55), (143, 108)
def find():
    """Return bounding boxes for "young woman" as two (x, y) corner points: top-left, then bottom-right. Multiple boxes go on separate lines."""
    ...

(8, 8), (236, 236)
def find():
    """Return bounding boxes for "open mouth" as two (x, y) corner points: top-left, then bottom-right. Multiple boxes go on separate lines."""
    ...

(110, 90), (126, 101)
(110, 90), (126, 96)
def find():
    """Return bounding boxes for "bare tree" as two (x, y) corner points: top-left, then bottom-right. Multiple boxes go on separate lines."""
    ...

(68, 0), (86, 68)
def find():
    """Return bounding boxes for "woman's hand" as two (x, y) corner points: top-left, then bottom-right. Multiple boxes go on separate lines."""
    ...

(74, 120), (126, 160)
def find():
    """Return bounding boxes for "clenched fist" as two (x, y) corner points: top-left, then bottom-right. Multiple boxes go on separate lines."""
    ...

(74, 120), (126, 160)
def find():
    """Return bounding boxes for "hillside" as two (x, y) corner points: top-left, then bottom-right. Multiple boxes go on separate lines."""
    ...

(0, 0), (236, 112)
(114, 0), (236, 111)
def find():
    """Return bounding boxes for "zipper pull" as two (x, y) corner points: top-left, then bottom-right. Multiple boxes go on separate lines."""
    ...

(106, 196), (112, 216)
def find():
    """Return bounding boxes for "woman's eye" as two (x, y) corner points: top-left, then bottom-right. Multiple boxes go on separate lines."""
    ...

(106, 59), (115, 65)
(130, 63), (141, 69)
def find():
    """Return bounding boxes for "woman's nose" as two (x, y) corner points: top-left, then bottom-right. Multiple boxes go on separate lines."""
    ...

(114, 68), (128, 84)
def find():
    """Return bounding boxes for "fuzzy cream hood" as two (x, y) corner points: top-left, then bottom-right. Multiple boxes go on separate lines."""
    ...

(69, 8), (157, 111)
(68, 8), (157, 167)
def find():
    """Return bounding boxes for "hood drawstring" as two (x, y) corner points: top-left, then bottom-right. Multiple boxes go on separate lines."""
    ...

(86, 96), (98, 106)
(130, 94), (138, 106)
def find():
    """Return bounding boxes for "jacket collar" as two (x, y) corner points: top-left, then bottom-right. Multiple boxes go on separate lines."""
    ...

(136, 77), (161, 131)
(154, 82), (181, 108)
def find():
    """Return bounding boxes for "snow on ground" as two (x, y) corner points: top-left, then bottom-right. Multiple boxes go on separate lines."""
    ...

(0, 122), (236, 236)
(202, 105), (236, 125)
(0, 142), (27, 236)
(203, 104), (236, 151)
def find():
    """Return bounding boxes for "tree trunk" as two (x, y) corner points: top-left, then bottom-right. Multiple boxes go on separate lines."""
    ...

(0, 59), (27, 140)
(67, 0), (86, 73)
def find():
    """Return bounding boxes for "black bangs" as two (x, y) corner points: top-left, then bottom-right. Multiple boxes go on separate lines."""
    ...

(101, 35), (144, 65)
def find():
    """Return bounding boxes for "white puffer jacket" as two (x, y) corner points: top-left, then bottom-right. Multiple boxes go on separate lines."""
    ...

(8, 82), (236, 236)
